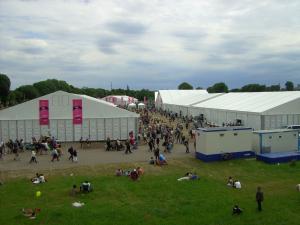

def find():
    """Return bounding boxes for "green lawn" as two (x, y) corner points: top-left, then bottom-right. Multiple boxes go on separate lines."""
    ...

(0, 158), (299, 225)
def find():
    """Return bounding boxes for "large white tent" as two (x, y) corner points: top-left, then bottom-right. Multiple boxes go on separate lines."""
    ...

(190, 92), (300, 130)
(155, 90), (208, 110)
(102, 95), (138, 106)
(0, 91), (139, 142)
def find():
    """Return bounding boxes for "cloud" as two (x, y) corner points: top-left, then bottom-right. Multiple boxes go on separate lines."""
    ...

(106, 20), (147, 35)
(0, 0), (299, 90)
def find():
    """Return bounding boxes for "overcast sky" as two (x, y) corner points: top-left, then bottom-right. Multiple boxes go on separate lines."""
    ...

(0, 0), (299, 90)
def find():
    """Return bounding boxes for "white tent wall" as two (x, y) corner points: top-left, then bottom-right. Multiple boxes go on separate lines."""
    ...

(262, 114), (300, 130)
(0, 91), (139, 142)
(0, 117), (138, 142)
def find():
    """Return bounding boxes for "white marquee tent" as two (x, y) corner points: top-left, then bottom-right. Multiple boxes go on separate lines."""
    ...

(155, 90), (208, 110)
(102, 95), (138, 106)
(0, 91), (139, 142)
(190, 92), (300, 130)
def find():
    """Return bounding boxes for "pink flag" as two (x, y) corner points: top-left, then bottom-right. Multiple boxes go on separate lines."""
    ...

(39, 100), (49, 125)
(73, 99), (82, 125)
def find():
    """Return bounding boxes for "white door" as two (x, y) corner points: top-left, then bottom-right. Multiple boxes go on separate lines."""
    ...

(32, 120), (40, 140)
(50, 120), (58, 138)
(113, 118), (120, 140)
(9, 121), (17, 140)
(65, 120), (73, 142)
(120, 118), (128, 140)
(57, 120), (66, 142)
(82, 119), (89, 139)
(97, 119), (105, 140)
(1, 121), (9, 142)
(89, 119), (97, 141)
(74, 125), (82, 141)
(25, 120), (33, 142)
(105, 118), (113, 139)
(40, 125), (49, 137)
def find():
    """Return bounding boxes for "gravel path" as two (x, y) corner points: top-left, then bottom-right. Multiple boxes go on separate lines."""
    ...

(0, 142), (194, 172)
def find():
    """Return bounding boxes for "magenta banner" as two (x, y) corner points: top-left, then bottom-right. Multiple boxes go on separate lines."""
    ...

(39, 100), (49, 125)
(73, 99), (82, 125)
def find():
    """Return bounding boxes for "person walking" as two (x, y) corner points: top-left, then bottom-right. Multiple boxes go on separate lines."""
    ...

(29, 150), (38, 163)
(73, 149), (78, 162)
(256, 186), (264, 212)
(68, 146), (74, 161)
(154, 147), (160, 162)
(125, 140), (132, 154)
(184, 139), (190, 153)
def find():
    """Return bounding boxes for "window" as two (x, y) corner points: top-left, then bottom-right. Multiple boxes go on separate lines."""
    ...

(269, 136), (272, 139)
(219, 134), (224, 137)
(234, 133), (238, 136)
(279, 136), (282, 138)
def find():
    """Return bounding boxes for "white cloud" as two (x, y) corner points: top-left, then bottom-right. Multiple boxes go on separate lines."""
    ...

(0, 0), (299, 89)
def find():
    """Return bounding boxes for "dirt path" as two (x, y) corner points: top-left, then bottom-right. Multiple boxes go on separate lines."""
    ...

(0, 142), (194, 177)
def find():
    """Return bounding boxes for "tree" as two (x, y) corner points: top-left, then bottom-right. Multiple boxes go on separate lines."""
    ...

(196, 86), (203, 90)
(0, 73), (11, 105)
(178, 82), (193, 90)
(207, 82), (228, 93)
(285, 81), (294, 91)
(15, 85), (40, 100)
(240, 84), (266, 92)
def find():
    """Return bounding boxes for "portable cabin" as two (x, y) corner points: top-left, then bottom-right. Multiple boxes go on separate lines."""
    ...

(253, 129), (300, 163)
(195, 127), (254, 162)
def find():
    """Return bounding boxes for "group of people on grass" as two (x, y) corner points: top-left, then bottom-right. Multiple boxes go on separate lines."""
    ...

(115, 167), (144, 181)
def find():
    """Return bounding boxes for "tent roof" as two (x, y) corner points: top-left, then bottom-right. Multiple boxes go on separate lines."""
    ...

(172, 93), (224, 106)
(158, 90), (208, 105)
(193, 92), (300, 114)
(0, 91), (139, 120)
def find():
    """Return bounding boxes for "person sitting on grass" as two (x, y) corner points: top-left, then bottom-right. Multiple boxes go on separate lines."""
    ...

(149, 157), (155, 165)
(115, 168), (123, 176)
(227, 176), (234, 187)
(157, 153), (168, 165)
(177, 172), (199, 181)
(136, 167), (144, 176)
(31, 173), (46, 184)
(232, 205), (243, 215)
(234, 180), (242, 189)
(70, 185), (80, 196)
(130, 169), (139, 181)
(80, 181), (92, 193)
(22, 208), (41, 219)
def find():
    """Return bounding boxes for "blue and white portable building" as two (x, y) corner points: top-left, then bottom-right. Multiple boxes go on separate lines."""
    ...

(195, 127), (254, 162)
(253, 129), (300, 163)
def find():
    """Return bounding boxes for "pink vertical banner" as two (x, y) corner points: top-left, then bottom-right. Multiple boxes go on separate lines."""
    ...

(39, 100), (49, 125)
(73, 99), (82, 125)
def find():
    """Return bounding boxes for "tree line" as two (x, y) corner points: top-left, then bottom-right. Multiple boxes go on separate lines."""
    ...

(178, 81), (298, 93)
(0, 73), (154, 108)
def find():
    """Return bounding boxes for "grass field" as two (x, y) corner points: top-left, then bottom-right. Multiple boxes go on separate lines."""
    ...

(0, 158), (299, 225)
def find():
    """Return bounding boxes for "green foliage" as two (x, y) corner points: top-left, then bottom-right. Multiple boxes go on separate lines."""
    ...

(178, 82), (193, 90)
(15, 85), (40, 100)
(207, 82), (228, 93)
(0, 159), (299, 225)
(0, 73), (11, 104)
(241, 84), (266, 92)
(285, 81), (294, 91)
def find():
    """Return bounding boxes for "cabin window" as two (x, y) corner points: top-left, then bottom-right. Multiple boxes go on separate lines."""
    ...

(279, 136), (282, 138)
(269, 136), (272, 139)
(219, 134), (224, 137)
